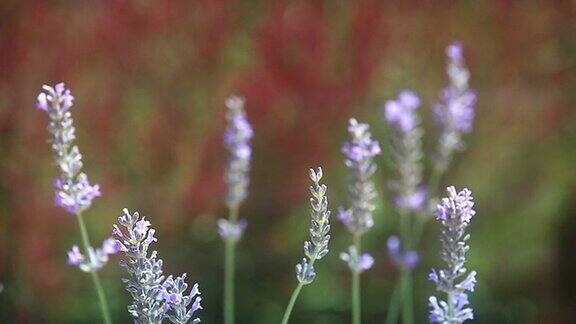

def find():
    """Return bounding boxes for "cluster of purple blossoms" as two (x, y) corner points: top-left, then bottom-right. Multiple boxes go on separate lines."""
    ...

(220, 96), (253, 241)
(295, 168), (331, 284)
(386, 236), (419, 270)
(114, 208), (202, 323)
(67, 237), (120, 272)
(37, 83), (101, 214)
(339, 118), (381, 235)
(339, 118), (381, 272)
(429, 187), (477, 323)
(384, 90), (427, 213)
(433, 42), (477, 172)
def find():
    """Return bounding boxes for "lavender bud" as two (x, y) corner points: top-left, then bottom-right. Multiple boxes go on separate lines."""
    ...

(295, 167), (331, 285)
(36, 83), (101, 214)
(428, 187), (477, 323)
(433, 42), (477, 172)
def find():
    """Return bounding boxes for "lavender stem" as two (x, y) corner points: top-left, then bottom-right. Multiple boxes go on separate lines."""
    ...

(75, 211), (112, 324)
(352, 235), (361, 324)
(281, 282), (304, 324)
(224, 206), (239, 324)
(384, 281), (401, 324)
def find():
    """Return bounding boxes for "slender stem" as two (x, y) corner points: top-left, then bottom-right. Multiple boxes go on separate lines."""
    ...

(352, 234), (362, 324)
(397, 209), (414, 324)
(384, 281), (401, 324)
(75, 212), (112, 324)
(400, 269), (414, 324)
(224, 239), (235, 324)
(224, 206), (239, 324)
(281, 283), (304, 324)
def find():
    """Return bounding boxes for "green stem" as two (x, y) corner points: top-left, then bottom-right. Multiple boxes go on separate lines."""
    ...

(400, 269), (414, 324)
(384, 281), (401, 324)
(397, 209), (414, 324)
(352, 235), (361, 324)
(224, 207), (239, 324)
(281, 282), (304, 324)
(75, 212), (112, 324)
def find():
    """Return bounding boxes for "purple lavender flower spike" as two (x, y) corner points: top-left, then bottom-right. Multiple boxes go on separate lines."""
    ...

(386, 236), (419, 270)
(220, 95), (253, 242)
(339, 118), (380, 277)
(428, 186), (477, 323)
(384, 90), (425, 213)
(114, 208), (202, 323)
(339, 118), (381, 236)
(223, 95), (253, 210)
(433, 42), (477, 173)
(36, 83), (100, 214)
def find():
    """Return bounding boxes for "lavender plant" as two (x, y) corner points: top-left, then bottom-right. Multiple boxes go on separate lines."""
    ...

(433, 42), (477, 176)
(218, 95), (252, 324)
(281, 167), (331, 324)
(36, 83), (113, 324)
(382, 42), (477, 324)
(429, 187), (477, 323)
(114, 208), (203, 323)
(383, 90), (424, 324)
(338, 118), (381, 324)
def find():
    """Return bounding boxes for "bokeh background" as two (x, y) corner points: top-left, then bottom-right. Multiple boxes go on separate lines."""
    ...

(1, 1), (575, 323)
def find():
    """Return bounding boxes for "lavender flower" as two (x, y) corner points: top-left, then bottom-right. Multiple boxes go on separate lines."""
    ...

(295, 167), (331, 284)
(339, 118), (381, 236)
(429, 187), (477, 323)
(433, 42), (477, 172)
(339, 118), (380, 276)
(384, 90), (426, 213)
(281, 168), (331, 324)
(217, 218), (248, 243)
(223, 95), (253, 211)
(162, 275), (203, 324)
(340, 246), (374, 273)
(114, 208), (202, 323)
(37, 83), (101, 214)
(66, 238), (120, 272)
(386, 236), (419, 270)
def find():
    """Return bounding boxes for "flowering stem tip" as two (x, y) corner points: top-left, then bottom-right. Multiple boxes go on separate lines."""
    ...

(281, 167), (331, 324)
(429, 187), (477, 323)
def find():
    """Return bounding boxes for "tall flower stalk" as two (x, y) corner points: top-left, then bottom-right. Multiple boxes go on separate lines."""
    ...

(429, 187), (477, 323)
(114, 209), (203, 323)
(432, 42), (477, 179)
(338, 118), (381, 324)
(383, 90), (424, 324)
(36, 83), (113, 324)
(382, 43), (476, 323)
(281, 167), (331, 324)
(218, 96), (252, 324)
